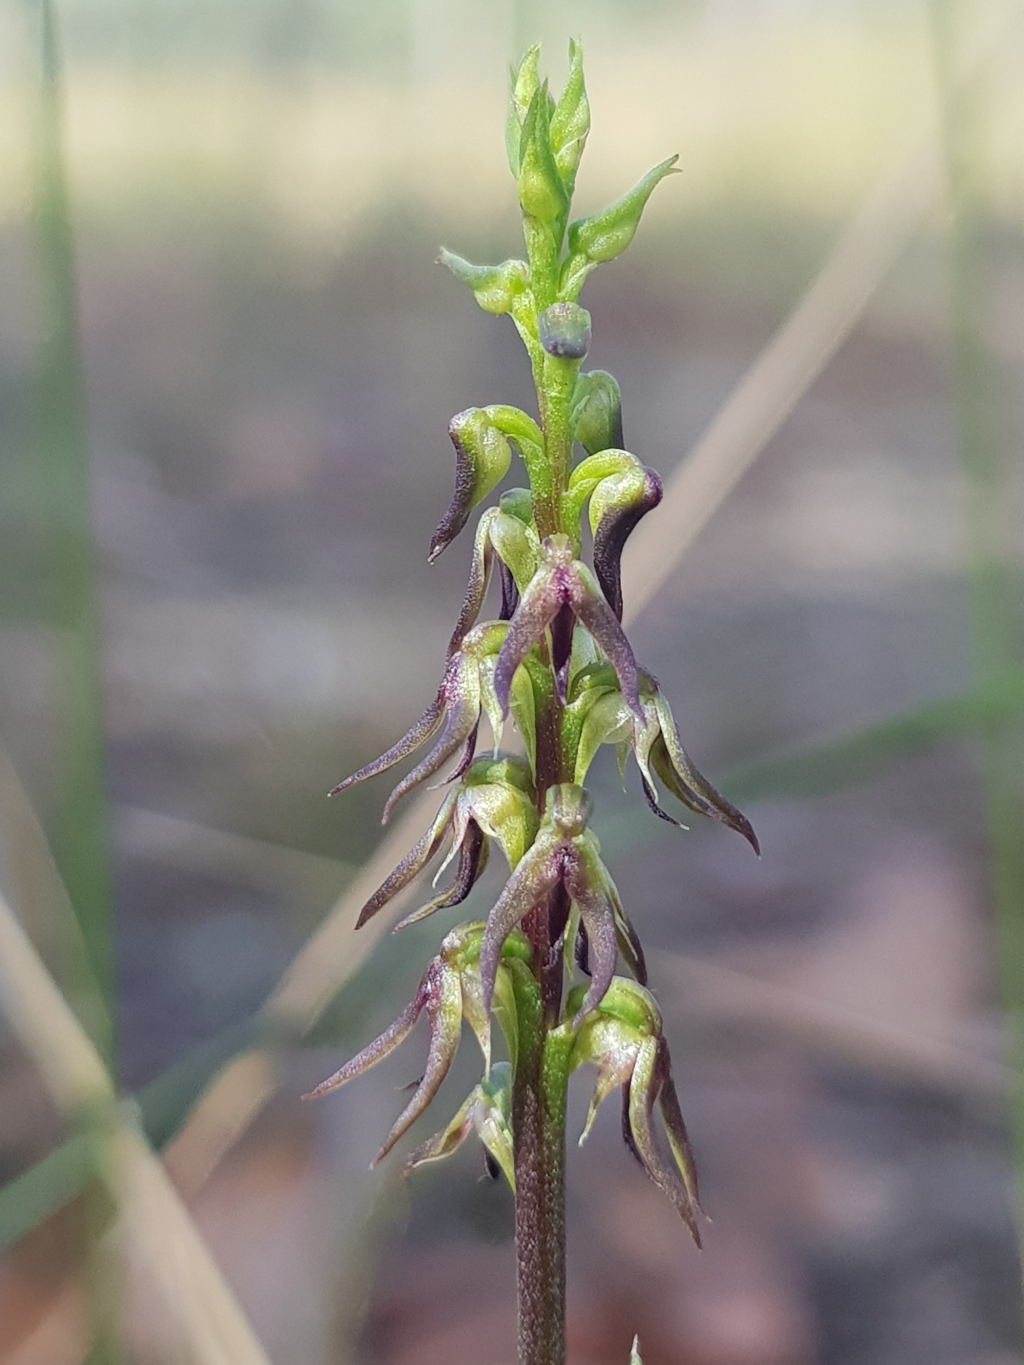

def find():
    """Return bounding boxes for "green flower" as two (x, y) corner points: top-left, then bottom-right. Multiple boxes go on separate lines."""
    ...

(569, 977), (703, 1245)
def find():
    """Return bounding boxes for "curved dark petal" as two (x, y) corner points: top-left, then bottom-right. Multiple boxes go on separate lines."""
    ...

(627, 1038), (702, 1246)
(479, 839), (561, 1013)
(429, 415), (510, 562)
(615, 909), (648, 987)
(564, 853), (619, 1025)
(329, 693), (443, 797)
(446, 523), (495, 657)
(498, 559), (519, 620)
(443, 720), (480, 785)
(548, 880), (572, 950)
(593, 469), (663, 620)
(640, 772), (686, 829)
(354, 795), (456, 929)
(393, 821), (489, 931)
(621, 1084), (642, 1165)
(375, 962), (464, 1162)
(567, 567), (641, 717)
(656, 1050), (702, 1215)
(650, 736), (760, 855)
(574, 921), (590, 975)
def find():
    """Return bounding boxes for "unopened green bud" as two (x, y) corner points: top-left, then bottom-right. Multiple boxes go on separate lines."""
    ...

(567, 155), (679, 265)
(629, 1336), (644, 1364)
(518, 88), (569, 227)
(538, 302), (591, 360)
(572, 370), (623, 454)
(499, 486), (533, 524)
(506, 44), (541, 174)
(550, 38), (590, 194)
(438, 250), (529, 316)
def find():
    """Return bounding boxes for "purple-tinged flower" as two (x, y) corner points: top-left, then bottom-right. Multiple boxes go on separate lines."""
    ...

(493, 534), (641, 714)
(633, 670), (759, 854)
(328, 622), (508, 824)
(304, 923), (530, 1162)
(303, 950), (463, 1163)
(569, 977), (703, 1246)
(479, 784), (643, 1025)
(404, 1060), (516, 1190)
(430, 405), (544, 563)
(350, 755), (537, 931)
(565, 666), (759, 854)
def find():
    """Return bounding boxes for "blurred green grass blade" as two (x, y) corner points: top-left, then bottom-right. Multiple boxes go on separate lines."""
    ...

(726, 670), (1024, 803)
(929, 0), (1024, 1259)
(34, 0), (115, 1065)
(135, 1018), (264, 1150)
(0, 1131), (99, 1251)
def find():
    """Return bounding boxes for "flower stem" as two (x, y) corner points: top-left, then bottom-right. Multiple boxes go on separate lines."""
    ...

(513, 966), (571, 1365)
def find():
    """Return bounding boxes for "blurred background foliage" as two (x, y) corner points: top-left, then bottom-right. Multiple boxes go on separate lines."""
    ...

(1, 0), (1023, 1362)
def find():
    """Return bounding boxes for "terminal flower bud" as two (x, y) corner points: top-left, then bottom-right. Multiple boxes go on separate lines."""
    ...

(549, 39), (590, 194)
(568, 977), (703, 1244)
(538, 302), (591, 360)
(572, 370), (623, 455)
(437, 250), (529, 316)
(493, 534), (641, 716)
(517, 87), (569, 229)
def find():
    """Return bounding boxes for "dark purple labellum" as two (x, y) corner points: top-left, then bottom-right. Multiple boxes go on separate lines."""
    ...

(593, 468), (663, 621)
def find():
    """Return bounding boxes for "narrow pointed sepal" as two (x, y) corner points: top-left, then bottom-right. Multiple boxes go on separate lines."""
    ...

(328, 693), (443, 798)
(302, 992), (424, 1102)
(479, 831), (562, 1014)
(355, 789), (458, 928)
